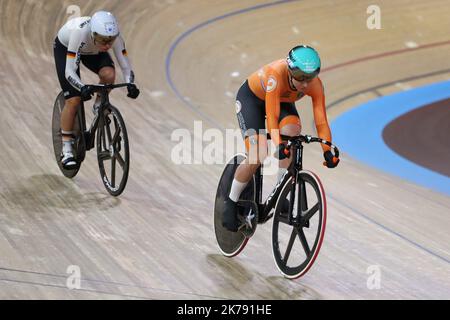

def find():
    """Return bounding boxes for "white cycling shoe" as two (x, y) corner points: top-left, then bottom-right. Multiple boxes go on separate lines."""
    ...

(61, 150), (77, 169)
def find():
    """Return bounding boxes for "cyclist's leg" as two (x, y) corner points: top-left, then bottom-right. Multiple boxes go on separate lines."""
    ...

(60, 97), (81, 134)
(222, 80), (265, 231)
(232, 80), (266, 201)
(81, 51), (116, 82)
(276, 104), (301, 213)
(98, 66), (115, 84)
(278, 103), (301, 179)
(81, 52), (115, 107)
(54, 37), (82, 166)
(60, 96), (81, 165)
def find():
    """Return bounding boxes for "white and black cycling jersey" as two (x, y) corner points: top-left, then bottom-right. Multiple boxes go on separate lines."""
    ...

(57, 16), (134, 91)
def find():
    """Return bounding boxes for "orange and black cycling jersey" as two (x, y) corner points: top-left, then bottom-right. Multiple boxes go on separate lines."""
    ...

(247, 59), (331, 152)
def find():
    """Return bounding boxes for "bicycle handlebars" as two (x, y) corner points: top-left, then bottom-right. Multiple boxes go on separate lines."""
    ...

(89, 83), (131, 93)
(283, 134), (340, 158)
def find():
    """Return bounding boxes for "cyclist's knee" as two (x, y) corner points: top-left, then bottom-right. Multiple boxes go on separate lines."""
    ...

(280, 123), (301, 137)
(279, 116), (301, 137)
(98, 66), (115, 84)
(246, 134), (268, 165)
(65, 96), (81, 109)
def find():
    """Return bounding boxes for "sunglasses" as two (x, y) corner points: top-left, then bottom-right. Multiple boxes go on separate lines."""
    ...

(288, 68), (316, 82)
(93, 33), (118, 46)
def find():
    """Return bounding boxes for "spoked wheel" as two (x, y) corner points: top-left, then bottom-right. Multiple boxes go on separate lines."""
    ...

(272, 170), (327, 279)
(214, 154), (256, 257)
(51, 92), (84, 178)
(96, 104), (129, 196)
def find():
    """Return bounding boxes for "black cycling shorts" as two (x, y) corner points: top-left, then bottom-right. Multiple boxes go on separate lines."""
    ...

(53, 37), (115, 99)
(235, 80), (300, 140)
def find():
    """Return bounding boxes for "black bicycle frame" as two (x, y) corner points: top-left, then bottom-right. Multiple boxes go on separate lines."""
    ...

(245, 133), (338, 225)
(254, 138), (305, 221)
(78, 102), (97, 152)
(78, 83), (129, 151)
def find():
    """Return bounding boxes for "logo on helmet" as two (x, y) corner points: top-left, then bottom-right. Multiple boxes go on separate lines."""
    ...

(104, 22), (116, 34)
(302, 61), (317, 73)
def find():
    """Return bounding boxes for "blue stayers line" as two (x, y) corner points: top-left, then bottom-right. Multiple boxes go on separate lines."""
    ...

(165, 0), (299, 129)
(331, 80), (450, 196)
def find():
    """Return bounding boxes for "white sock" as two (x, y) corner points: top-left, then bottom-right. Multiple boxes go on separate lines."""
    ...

(229, 179), (248, 202)
(61, 130), (74, 136)
(278, 168), (287, 182)
(62, 140), (73, 154)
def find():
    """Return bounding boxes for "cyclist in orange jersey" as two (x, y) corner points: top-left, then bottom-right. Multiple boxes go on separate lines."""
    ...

(223, 45), (339, 232)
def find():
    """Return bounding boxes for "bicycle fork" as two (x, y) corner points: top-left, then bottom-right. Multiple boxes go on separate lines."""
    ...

(84, 101), (109, 151)
(287, 142), (309, 227)
(288, 178), (309, 227)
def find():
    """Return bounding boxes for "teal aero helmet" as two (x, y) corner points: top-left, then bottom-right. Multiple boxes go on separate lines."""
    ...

(287, 45), (321, 81)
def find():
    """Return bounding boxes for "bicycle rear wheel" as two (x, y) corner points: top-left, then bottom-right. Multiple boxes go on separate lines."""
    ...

(51, 92), (83, 178)
(96, 104), (129, 196)
(272, 170), (327, 279)
(214, 154), (255, 257)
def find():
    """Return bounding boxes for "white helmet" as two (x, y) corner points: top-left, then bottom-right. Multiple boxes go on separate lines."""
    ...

(90, 11), (119, 45)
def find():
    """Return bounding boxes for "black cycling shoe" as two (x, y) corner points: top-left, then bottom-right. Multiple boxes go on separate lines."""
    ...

(222, 197), (239, 232)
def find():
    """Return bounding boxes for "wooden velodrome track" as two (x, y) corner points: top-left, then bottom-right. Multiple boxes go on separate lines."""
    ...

(0, 0), (449, 299)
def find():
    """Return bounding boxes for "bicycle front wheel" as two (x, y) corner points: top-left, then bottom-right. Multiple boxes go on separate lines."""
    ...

(272, 170), (327, 279)
(96, 105), (130, 196)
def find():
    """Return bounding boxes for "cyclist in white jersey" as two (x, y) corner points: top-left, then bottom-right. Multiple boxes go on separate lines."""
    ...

(53, 11), (140, 169)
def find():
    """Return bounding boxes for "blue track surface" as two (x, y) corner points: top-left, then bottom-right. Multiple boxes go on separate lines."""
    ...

(331, 80), (450, 196)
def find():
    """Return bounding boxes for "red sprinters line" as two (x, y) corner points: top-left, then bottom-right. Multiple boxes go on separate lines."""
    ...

(322, 40), (450, 72)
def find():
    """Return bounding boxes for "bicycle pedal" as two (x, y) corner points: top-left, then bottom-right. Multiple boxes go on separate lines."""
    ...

(244, 210), (256, 228)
